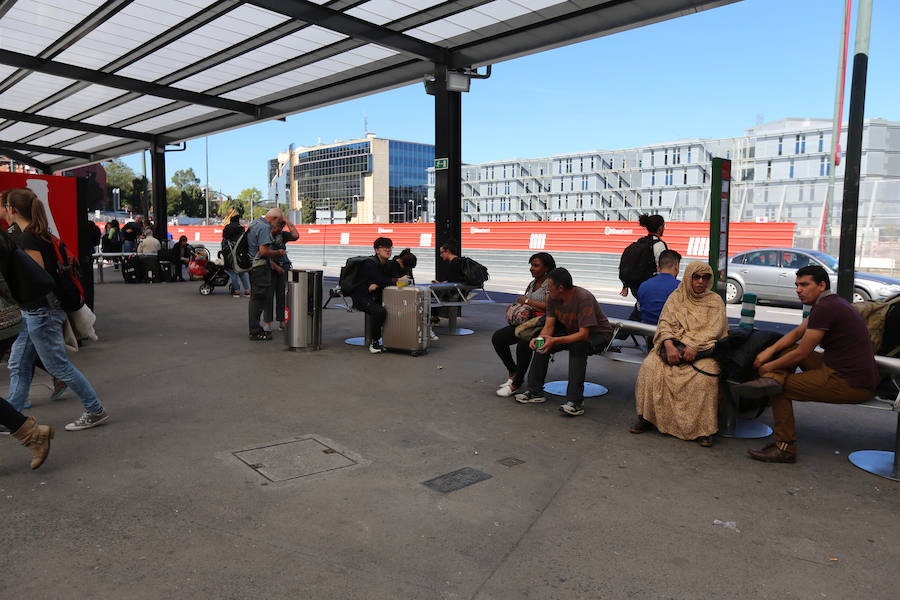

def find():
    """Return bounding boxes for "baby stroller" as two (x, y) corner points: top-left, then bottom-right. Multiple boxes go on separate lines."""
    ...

(195, 253), (234, 295)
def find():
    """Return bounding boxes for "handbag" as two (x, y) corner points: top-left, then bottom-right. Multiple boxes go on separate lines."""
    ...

(658, 339), (717, 376)
(515, 315), (546, 341)
(506, 302), (535, 326)
(0, 270), (23, 340)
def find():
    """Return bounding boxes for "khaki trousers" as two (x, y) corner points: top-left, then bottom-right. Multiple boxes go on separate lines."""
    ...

(765, 350), (872, 444)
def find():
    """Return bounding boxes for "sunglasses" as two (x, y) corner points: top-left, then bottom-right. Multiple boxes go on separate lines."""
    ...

(691, 273), (712, 281)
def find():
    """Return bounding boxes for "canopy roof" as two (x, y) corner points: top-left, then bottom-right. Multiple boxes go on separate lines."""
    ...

(0, 0), (735, 172)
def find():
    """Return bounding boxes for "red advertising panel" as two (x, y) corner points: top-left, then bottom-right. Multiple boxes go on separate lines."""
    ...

(0, 172), (79, 251)
(163, 221), (795, 257)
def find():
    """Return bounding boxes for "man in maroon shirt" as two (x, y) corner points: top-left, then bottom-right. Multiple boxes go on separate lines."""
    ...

(736, 265), (878, 463)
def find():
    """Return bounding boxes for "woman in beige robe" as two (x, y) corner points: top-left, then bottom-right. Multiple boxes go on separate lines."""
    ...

(631, 261), (728, 446)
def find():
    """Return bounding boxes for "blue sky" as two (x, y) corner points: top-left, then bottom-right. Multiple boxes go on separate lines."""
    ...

(117, 0), (899, 200)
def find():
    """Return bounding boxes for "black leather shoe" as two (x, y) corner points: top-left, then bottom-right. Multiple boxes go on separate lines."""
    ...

(629, 417), (654, 434)
(732, 377), (782, 399)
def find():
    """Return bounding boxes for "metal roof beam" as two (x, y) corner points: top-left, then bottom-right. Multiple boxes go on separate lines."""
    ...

(0, 108), (155, 142)
(0, 49), (279, 119)
(0, 141), (92, 160)
(0, 147), (51, 174)
(243, 0), (446, 63)
(0, 0), (134, 95)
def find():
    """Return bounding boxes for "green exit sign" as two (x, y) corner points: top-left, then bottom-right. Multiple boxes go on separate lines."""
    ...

(434, 158), (449, 170)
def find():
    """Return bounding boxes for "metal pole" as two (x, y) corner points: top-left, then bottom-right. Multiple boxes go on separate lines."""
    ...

(825, 0), (853, 255)
(837, 0), (872, 301)
(430, 65), (462, 281)
(205, 136), (209, 224)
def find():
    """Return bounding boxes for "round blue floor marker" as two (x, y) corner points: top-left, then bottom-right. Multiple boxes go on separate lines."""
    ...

(543, 381), (608, 397)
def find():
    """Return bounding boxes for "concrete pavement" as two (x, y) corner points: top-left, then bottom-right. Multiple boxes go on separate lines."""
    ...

(1, 269), (897, 599)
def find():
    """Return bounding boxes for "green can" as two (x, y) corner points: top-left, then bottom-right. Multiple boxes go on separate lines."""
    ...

(535, 337), (545, 351)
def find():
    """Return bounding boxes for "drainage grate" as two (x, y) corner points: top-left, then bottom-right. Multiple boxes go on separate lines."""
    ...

(497, 457), (525, 468)
(234, 438), (356, 482)
(423, 467), (492, 493)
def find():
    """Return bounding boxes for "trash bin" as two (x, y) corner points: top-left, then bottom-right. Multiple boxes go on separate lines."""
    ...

(286, 269), (323, 351)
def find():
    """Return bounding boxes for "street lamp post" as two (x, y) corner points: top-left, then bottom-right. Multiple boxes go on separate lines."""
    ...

(408, 199), (414, 223)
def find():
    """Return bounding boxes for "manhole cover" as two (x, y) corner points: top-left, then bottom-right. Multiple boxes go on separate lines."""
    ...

(423, 467), (492, 493)
(234, 438), (356, 482)
(497, 457), (525, 467)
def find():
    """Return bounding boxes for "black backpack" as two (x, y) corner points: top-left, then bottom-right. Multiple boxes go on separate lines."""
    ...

(339, 255), (376, 294)
(224, 230), (251, 273)
(50, 235), (85, 312)
(457, 256), (489, 287)
(619, 235), (664, 290)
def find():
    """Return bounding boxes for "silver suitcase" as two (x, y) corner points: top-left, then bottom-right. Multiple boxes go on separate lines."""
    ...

(382, 285), (430, 355)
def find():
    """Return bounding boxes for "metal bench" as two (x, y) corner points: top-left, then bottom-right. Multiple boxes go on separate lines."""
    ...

(323, 285), (374, 346)
(849, 355), (900, 481)
(418, 282), (494, 335)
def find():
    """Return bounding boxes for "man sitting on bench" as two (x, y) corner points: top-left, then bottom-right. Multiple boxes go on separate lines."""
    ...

(736, 265), (879, 463)
(350, 237), (408, 354)
(514, 267), (613, 416)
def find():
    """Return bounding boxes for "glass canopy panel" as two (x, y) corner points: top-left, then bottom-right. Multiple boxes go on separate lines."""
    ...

(345, 0), (432, 26)
(0, 73), (76, 111)
(36, 85), (126, 120)
(64, 134), (121, 152)
(170, 27), (339, 94)
(128, 105), (220, 133)
(31, 153), (69, 162)
(443, 8), (502, 31)
(26, 128), (89, 148)
(53, 0), (218, 70)
(81, 96), (174, 126)
(0, 0), (105, 55)
(0, 122), (47, 141)
(115, 5), (289, 81)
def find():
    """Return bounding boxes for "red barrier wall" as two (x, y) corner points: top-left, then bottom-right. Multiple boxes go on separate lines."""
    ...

(163, 221), (795, 257)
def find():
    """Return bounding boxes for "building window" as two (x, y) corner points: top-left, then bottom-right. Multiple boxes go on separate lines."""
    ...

(818, 132), (824, 152)
(683, 169), (687, 184)
(789, 160), (795, 179)
(664, 149), (668, 165)
(687, 148), (691, 163)
(502, 165), (506, 178)
(819, 156), (825, 176)
(581, 176), (588, 191)
(767, 160), (772, 180)
(778, 136), (783, 156)
(801, 135), (806, 153)
(651, 171), (655, 185)
(566, 159), (573, 173)
(795, 135), (800, 154)
(504, 182), (510, 194)
(650, 151), (654, 166)
(676, 147), (681, 164)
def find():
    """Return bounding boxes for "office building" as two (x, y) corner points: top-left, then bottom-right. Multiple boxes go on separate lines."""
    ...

(426, 118), (900, 249)
(268, 135), (433, 223)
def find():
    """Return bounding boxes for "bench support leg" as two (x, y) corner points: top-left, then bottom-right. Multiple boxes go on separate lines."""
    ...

(719, 383), (773, 439)
(849, 411), (900, 482)
(436, 308), (474, 336)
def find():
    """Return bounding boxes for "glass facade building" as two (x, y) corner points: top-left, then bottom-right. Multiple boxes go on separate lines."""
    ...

(295, 141), (372, 215)
(269, 136), (434, 224)
(388, 141), (433, 223)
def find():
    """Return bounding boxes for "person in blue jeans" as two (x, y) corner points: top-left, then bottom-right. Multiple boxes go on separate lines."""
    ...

(5, 188), (109, 431)
(222, 213), (250, 297)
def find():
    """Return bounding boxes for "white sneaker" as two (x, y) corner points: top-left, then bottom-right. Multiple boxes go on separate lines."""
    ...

(369, 342), (384, 354)
(429, 330), (439, 341)
(496, 382), (517, 397)
(499, 377), (513, 387)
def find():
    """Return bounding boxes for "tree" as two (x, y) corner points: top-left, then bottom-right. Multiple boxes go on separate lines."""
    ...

(166, 186), (181, 215)
(171, 168), (201, 192)
(237, 187), (263, 218)
(180, 186), (206, 218)
(301, 197), (316, 224)
(104, 159), (135, 208)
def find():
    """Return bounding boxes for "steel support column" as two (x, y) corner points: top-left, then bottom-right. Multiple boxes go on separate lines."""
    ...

(837, 0), (872, 301)
(431, 65), (462, 281)
(150, 139), (168, 243)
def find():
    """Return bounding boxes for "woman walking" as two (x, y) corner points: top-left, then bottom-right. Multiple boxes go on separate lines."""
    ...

(4, 188), (109, 431)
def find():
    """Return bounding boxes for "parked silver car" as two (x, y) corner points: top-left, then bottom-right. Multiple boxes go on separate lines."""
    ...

(725, 248), (900, 304)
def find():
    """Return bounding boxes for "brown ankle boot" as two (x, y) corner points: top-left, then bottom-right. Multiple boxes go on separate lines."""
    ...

(12, 416), (54, 470)
(747, 441), (796, 463)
